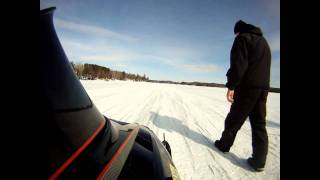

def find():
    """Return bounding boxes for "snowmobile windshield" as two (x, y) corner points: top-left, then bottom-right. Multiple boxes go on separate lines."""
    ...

(40, 7), (92, 112)
(39, 64), (93, 112)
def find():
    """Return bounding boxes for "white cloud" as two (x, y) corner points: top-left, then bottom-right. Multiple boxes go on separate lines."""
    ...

(142, 53), (221, 73)
(271, 57), (280, 73)
(54, 18), (138, 42)
(183, 64), (219, 73)
(59, 38), (140, 63)
(61, 40), (100, 52)
(270, 57), (280, 87)
(264, 0), (280, 18)
(269, 31), (280, 52)
(79, 54), (133, 62)
(141, 54), (176, 66)
(141, 54), (219, 73)
(155, 46), (202, 63)
(115, 64), (127, 68)
(60, 38), (221, 75)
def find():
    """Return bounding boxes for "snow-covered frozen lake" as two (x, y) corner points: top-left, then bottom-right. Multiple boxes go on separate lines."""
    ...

(81, 80), (280, 180)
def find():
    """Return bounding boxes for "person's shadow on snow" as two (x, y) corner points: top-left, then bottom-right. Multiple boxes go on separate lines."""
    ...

(149, 112), (255, 172)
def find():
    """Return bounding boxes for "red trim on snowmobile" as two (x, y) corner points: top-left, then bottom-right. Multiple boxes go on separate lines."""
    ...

(49, 120), (106, 180)
(97, 127), (139, 180)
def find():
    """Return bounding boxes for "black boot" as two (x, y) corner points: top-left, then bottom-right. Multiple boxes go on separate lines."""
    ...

(247, 157), (264, 172)
(214, 140), (229, 153)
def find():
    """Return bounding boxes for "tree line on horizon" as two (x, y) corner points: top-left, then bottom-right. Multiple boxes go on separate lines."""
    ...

(70, 62), (280, 93)
(70, 62), (149, 81)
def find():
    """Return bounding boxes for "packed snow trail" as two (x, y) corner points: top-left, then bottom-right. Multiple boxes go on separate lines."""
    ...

(82, 80), (280, 180)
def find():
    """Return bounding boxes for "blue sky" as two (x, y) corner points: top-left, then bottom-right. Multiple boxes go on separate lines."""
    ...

(40, 0), (280, 88)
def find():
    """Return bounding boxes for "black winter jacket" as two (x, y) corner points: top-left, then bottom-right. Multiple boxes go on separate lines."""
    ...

(226, 25), (271, 90)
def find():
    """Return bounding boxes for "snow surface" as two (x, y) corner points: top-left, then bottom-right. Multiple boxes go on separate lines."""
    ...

(81, 80), (280, 180)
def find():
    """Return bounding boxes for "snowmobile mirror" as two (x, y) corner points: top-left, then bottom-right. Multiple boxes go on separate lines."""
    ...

(162, 133), (172, 156)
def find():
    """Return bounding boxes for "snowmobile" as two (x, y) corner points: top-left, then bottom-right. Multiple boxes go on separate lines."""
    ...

(40, 7), (180, 180)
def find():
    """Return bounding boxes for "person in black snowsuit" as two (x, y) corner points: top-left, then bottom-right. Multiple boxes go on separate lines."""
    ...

(214, 20), (271, 172)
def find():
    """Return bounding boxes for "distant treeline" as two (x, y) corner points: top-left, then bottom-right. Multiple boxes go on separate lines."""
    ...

(147, 80), (225, 88)
(70, 62), (280, 93)
(147, 79), (227, 89)
(70, 62), (149, 81)
(148, 80), (280, 93)
(268, 87), (280, 93)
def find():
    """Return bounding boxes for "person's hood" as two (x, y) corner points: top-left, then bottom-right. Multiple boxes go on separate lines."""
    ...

(234, 20), (263, 36)
(245, 24), (263, 36)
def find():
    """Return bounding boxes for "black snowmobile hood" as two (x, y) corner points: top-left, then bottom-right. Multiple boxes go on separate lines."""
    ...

(41, 7), (111, 177)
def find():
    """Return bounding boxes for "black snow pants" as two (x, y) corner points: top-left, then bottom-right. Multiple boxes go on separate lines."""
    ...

(218, 87), (269, 167)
